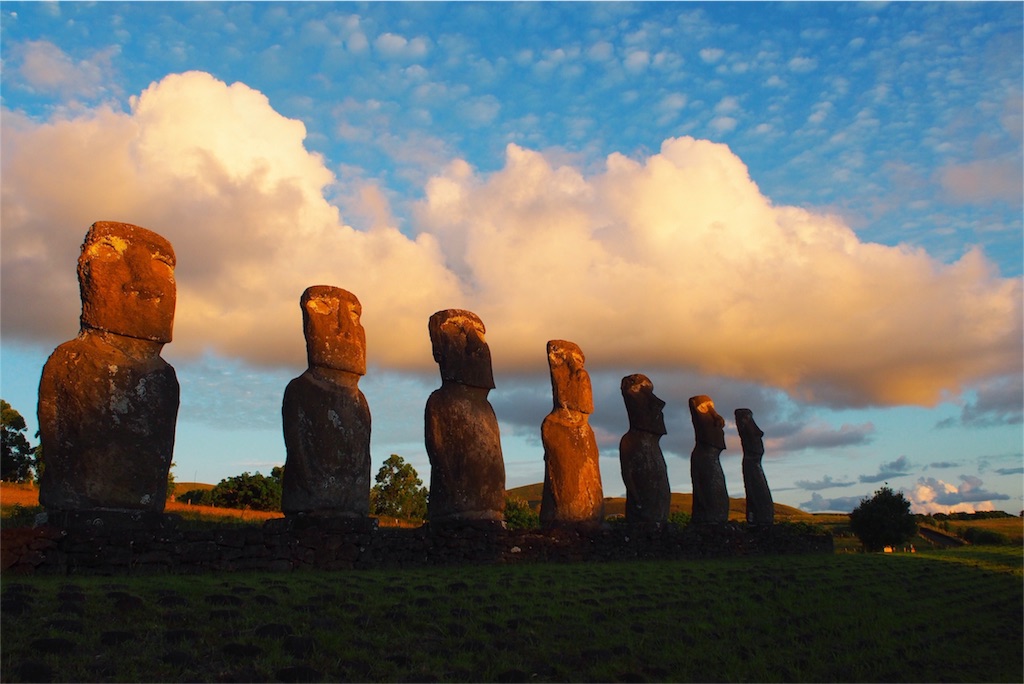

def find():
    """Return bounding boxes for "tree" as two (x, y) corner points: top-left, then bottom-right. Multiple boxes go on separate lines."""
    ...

(370, 454), (428, 520)
(2, 400), (36, 483)
(208, 470), (282, 511)
(849, 484), (918, 551)
(166, 461), (177, 500)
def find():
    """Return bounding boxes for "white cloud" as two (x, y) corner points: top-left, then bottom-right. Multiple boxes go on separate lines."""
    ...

(788, 56), (818, 73)
(909, 475), (1010, 514)
(373, 32), (429, 60)
(800, 492), (864, 513)
(766, 421), (874, 454)
(859, 456), (913, 483)
(624, 49), (650, 72)
(1, 72), (462, 370)
(714, 96), (741, 115)
(699, 47), (724, 64)
(12, 40), (119, 100)
(3, 72), (1021, 410)
(658, 93), (688, 113)
(938, 158), (1024, 205)
(587, 41), (614, 62)
(709, 116), (737, 133)
(459, 94), (501, 127)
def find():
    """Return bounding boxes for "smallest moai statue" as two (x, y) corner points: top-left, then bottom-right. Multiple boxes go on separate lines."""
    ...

(540, 340), (604, 529)
(619, 374), (671, 524)
(281, 286), (371, 518)
(736, 408), (773, 526)
(688, 395), (730, 524)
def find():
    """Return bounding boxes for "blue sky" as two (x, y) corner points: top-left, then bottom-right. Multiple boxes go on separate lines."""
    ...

(2, 2), (1021, 515)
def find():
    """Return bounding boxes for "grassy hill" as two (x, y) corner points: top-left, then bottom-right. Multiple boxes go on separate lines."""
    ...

(173, 482), (215, 494)
(506, 483), (812, 521)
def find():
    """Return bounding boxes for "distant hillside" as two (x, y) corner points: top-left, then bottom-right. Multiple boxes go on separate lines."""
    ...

(173, 482), (215, 494)
(506, 483), (811, 521)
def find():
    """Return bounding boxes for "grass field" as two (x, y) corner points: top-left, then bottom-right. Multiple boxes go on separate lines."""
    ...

(0, 483), (278, 526)
(941, 516), (1024, 542)
(1, 546), (1020, 682)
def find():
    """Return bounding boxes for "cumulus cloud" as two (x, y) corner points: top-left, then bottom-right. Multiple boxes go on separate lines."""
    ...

(417, 139), (1020, 407)
(2, 71), (1021, 412)
(859, 456), (913, 483)
(794, 475), (857, 491)
(909, 475), (1010, 514)
(1, 71), (462, 370)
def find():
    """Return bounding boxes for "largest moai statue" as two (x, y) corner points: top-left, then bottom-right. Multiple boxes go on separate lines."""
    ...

(619, 374), (671, 524)
(688, 395), (730, 524)
(424, 309), (506, 524)
(540, 340), (604, 528)
(281, 286), (371, 517)
(38, 221), (179, 513)
(736, 408), (774, 526)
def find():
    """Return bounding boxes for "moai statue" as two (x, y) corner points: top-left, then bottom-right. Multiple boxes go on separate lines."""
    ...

(424, 309), (506, 524)
(619, 374), (671, 524)
(540, 340), (604, 528)
(281, 286), (371, 517)
(736, 408), (773, 526)
(38, 221), (179, 513)
(688, 395), (729, 524)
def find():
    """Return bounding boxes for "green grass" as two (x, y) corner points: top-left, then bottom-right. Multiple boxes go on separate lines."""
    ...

(2, 547), (1021, 682)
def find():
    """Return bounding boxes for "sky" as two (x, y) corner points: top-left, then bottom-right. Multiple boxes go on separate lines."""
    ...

(1, 2), (1021, 516)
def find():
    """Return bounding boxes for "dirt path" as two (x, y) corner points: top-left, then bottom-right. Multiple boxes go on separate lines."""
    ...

(918, 526), (965, 547)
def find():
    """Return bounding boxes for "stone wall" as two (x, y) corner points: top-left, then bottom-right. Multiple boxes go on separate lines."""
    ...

(2, 515), (831, 575)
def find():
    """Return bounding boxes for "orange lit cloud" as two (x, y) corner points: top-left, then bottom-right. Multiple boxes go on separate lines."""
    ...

(2, 72), (1020, 409)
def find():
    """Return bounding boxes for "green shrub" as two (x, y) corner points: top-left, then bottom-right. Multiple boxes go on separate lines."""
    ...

(963, 527), (1010, 546)
(1, 502), (44, 526)
(208, 470), (282, 511)
(668, 510), (691, 528)
(504, 497), (539, 530)
(776, 520), (827, 535)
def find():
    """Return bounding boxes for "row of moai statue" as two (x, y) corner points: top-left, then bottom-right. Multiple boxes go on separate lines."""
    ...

(37, 222), (774, 527)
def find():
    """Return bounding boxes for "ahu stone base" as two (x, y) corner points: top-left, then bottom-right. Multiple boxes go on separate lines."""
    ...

(2, 516), (832, 575)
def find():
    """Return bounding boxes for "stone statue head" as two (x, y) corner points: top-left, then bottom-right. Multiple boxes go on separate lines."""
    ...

(78, 221), (176, 343)
(689, 395), (726, 450)
(428, 309), (495, 389)
(734, 408), (765, 458)
(301, 285), (366, 375)
(547, 340), (594, 414)
(621, 374), (666, 435)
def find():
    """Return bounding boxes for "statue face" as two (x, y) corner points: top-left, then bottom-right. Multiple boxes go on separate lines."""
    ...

(621, 374), (666, 435)
(689, 394), (726, 449)
(734, 408), (765, 455)
(429, 309), (495, 389)
(78, 222), (176, 343)
(302, 286), (366, 374)
(547, 340), (594, 414)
